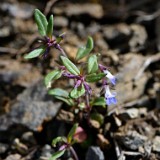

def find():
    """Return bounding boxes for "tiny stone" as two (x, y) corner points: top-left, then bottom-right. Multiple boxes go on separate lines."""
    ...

(40, 144), (53, 159)
(86, 146), (105, 160)
(5, 154), (21, 160)
(0, 143), (8, 154)
(152, 136), (160, 152)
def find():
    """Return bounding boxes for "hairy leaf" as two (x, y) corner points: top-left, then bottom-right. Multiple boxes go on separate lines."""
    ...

(49, 150), (66, 160)
(34, 9), (48, 36)
(67, 123), (78, 143)
(60, 56), (80, 75)
(48, 88), (69, 98)
(86, 73), (105, 82)
(52, 137), (63, 147)
(70, 85), (85, 99)
(92, 97), (106, 106)
(76, 36), (94, 60)
(24, 46), (46, 59)
(44, 70), (62, 88)
(88, 55), (98, 74)
(47, 15), (54, 39)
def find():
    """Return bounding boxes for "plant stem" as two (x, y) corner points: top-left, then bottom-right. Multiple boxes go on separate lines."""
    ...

(70, 146), (79, 160)
(59, 47), (67, 57)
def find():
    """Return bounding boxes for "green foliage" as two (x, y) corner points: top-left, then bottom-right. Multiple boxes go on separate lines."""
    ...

(70, 85), (85, 99)
(44, 70), (62, 88)
(49, 150), (66, 160)
(92, 97), (106, 107)
(24, 46), (46, 59)
(88, 55), (98, 74)
(48, 88), (74, 106)
(47, 15), (54, 39)
(67, 123), (78, 143)
(90, 113), (104, 126)
(76, 36), (94, 60)
(34, 9), (48, 36)
(86, 73), (106, 82)
(52, 137), (64, 147)
(49, 88), (69, 98)
(60, 56), (80, 75)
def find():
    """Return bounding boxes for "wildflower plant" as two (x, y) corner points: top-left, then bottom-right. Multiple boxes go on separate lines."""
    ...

(24, 9), (117, 160)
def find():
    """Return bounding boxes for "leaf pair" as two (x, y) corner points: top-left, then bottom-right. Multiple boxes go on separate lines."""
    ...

(24, 9), (54, 59)
(50, 124), (78, 160)
(34, 9), (53, 38)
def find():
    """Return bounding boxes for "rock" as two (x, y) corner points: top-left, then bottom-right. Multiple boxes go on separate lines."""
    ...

(40, 144), (53, 160)
(5, 154), (21, 160)
(71, 22), (86, 38)
(53, 3), (103, 19)
(0, 26), (13, 38)
(12, 138), (28, 154)
(103, 23), (131, 41)
(0, 81), (62, 131)
(0, 59), (41, 87)
(0, 2), (35, 19)
(118, 108), (139, 121)
(97, 134), (110, 149)
(86, 146), (105, 160)
(54, 16), (68, 28)
(21, 132), (36, 145)
(115, 53), (150, 104)
(152, 136), (160, 152)
(0, 143), (8, 154)
(115, 131), (147, 151)
(86, 23), (101, 35)
(129, 24), (147, 52)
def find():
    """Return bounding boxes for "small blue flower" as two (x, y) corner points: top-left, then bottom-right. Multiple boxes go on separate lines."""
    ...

(105, 85), (117, 105)
(104, 70), (116, 85)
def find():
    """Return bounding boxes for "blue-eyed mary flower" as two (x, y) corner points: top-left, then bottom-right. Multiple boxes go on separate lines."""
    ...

(99, 64), (116, 85)
(105, 85), (117, 105)
(104, 70), (116, 85)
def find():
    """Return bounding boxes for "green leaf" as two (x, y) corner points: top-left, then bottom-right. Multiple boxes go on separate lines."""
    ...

(90, 113), (104, 126)
(76, 36), (94, 60)
(47, 15), (54, 38)
(70, 85), (85, 99)
(54, 96), (74, 106)
(92, 97), (106, 106)
(60, 56), (80, 75)
(44, 70), (62, 88)
(34, 9), (48, 36)
(56, 32), (65, 43)
(48, 88), (74, 106)
(24, 46), (46, 59)
(52, 137), (63, 147)
(48, 88), (69, 98)
(86, 73), (106, 82)
(88, 55), (98, 74)
(67, 123), (78, 143)
(49, 150), (66, 160)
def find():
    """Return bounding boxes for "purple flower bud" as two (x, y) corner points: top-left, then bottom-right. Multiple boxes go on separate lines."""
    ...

(105, 85), (117, 105)
(59, 144), (67, 151)
(63, 73), (78, 79)
(99, 64), (107, 71)
(104, 70), (116, 85)
(75, 80), (82, 88)
(42, 47), (50, 59)
(84, 82), (92, 95)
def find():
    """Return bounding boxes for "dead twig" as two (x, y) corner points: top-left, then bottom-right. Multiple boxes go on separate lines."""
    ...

(134, 53), (160, 80)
